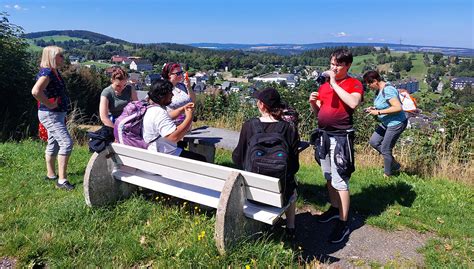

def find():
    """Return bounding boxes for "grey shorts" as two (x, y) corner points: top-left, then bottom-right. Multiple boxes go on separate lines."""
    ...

(38, 110), (73, 156)
(320, 136), (349, 191)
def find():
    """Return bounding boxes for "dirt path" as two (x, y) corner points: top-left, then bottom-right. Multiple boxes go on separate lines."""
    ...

(293, 207), (432, 267)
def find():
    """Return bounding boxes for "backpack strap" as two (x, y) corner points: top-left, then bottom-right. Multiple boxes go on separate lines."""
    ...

(251, 118), (264, 134)
(277, 120), (288, 134)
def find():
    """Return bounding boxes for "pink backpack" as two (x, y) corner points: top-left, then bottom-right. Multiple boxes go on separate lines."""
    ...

(114, 100), (158, 149)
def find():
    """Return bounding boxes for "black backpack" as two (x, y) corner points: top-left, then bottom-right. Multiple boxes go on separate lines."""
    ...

(87, 126), (114, 153)
(244, 119), (290, 183)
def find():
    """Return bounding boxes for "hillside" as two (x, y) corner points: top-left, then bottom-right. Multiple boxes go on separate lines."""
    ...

(190, 42), (474, 56)
(23, 30), (129, 45)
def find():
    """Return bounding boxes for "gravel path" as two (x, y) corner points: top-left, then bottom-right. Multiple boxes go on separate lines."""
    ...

(293, 207), (432, 267)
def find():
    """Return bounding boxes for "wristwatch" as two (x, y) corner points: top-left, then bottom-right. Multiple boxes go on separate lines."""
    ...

(378, 111), (381, 115)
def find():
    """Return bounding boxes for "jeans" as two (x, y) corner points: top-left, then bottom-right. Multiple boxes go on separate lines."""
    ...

(369, 121), (407, 175)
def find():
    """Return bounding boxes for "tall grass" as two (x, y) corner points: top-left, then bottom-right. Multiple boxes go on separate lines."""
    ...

(1, 141), (472, 267)
(201, 114), (473, 184)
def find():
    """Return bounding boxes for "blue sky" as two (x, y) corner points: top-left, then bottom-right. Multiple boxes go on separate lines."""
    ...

(2, 0), (473, 48)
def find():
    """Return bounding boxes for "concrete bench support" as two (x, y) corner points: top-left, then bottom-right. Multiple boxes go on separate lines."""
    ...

(83, 149), (137, 207)
(215, 171), (264, 255)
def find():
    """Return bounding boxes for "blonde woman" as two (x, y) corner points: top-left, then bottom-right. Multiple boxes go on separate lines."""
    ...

(31, 46), (74, 190)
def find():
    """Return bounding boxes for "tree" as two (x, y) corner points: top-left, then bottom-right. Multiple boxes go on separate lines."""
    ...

(207, 74), (215, 86)
(430, 80), (439, 91)
(432, 53), (443, 65)
(0, 12), (36, 140)
(392, 62), (402, 73)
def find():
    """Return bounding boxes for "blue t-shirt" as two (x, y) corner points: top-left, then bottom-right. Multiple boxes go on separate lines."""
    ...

(36, 68), (70, 112)
(373, 83), (406, 127)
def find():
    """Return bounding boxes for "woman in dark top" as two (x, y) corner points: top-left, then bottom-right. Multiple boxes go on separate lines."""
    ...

(31, 46), (74, 191)
(99, 67), (138, 127)
(232, 87), (300, 238)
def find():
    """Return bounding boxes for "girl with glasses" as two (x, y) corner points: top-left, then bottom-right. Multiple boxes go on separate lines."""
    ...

(161, 63), (195, 127)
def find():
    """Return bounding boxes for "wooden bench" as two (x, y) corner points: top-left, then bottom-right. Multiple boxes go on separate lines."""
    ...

(83, 143), (292, 254)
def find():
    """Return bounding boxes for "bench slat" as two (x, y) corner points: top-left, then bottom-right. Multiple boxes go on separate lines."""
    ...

(111, 143), (281, 193)
(115, 168), (284, 208)
(113, 171), (284, 224)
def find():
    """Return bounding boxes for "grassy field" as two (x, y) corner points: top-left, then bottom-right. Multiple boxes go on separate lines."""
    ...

(350, 54), (377, 75)
(80, 61), (114, 69)
(0, 141), (472, 267)
(26, 35), (89, 52)
(31, 35), (88, 42)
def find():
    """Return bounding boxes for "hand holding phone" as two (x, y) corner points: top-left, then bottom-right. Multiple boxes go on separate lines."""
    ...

(364, 106), (375, 113)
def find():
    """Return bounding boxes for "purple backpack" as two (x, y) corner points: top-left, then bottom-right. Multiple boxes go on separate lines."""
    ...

(114, 100), (157, 149)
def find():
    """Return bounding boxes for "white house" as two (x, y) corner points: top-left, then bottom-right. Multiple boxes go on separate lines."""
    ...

(130, 59), (153, 71)
(253, 73), (297, 88)
(451, 77), (474, 90)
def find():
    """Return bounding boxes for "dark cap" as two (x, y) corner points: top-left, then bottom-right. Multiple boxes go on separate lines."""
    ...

(252, 87), (282, 109)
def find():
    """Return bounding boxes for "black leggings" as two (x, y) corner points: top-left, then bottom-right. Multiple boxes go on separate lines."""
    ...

(179, 149), (207, 162)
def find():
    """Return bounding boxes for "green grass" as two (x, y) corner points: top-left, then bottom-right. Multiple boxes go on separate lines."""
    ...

(0, 141), (472, 267)
(80, 61), (114, 69)
(30, 35), (88, 42)
(25, 39), (44, 52)
(350, 54), (377, 74)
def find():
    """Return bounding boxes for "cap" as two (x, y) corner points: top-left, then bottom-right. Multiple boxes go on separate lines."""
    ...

(252, 87), (282, 109)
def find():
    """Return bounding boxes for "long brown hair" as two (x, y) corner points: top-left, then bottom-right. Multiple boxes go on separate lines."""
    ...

(260, 102), (283, 121)
(111, 67), (128, 81)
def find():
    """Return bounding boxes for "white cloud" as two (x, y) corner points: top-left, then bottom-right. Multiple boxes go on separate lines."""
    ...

(368, 37), (374, 41)
(41, 6), (46, 9)
(4, 4), (27, 10)
(332, 32), (348, 38)
(379, 38), (385, 42)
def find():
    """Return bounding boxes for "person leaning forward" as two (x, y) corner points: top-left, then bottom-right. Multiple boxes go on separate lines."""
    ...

(142, 79), (206, 162)
(308, 48), (364, 244)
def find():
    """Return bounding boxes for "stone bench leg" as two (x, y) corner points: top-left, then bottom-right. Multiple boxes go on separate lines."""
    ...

(83, 148), (138, 207)
(189, 143), (216, 163)
(214, 171), (265, 255)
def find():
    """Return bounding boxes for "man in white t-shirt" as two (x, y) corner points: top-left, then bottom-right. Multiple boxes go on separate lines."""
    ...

(143, 79), (206, 162)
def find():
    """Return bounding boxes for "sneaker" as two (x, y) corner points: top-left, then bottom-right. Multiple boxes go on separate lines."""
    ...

(56, 181), (75, 191)
(328, 220), (350, 243)
(391, 161), (401, 172)
(317, 206), (340, 223)
(44, 175), (58, 181)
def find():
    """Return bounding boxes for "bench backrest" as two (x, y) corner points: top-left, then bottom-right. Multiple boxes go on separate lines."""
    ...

(110, 143), (285, 208)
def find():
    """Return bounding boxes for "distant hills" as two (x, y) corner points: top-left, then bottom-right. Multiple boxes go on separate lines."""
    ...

(24, 30), (473, 56)
(24, 30), (130, 45)
(189, 42), (474, 56)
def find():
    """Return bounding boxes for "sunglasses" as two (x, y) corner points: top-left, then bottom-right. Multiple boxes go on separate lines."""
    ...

(171, 71), (184, 76)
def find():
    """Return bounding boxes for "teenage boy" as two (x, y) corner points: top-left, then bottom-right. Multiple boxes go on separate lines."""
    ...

(143, 79), (206, 162)
(308, 49), (364, 243)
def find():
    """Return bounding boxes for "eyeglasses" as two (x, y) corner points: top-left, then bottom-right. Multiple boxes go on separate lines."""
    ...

(171, 71), (184, 76)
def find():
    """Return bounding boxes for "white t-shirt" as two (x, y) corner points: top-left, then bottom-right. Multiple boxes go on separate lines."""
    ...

(142, 106), (182, 156)
(166, 83), (192, 125)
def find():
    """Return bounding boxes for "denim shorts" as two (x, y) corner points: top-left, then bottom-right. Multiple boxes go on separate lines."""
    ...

(38, 110), (73, 156)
